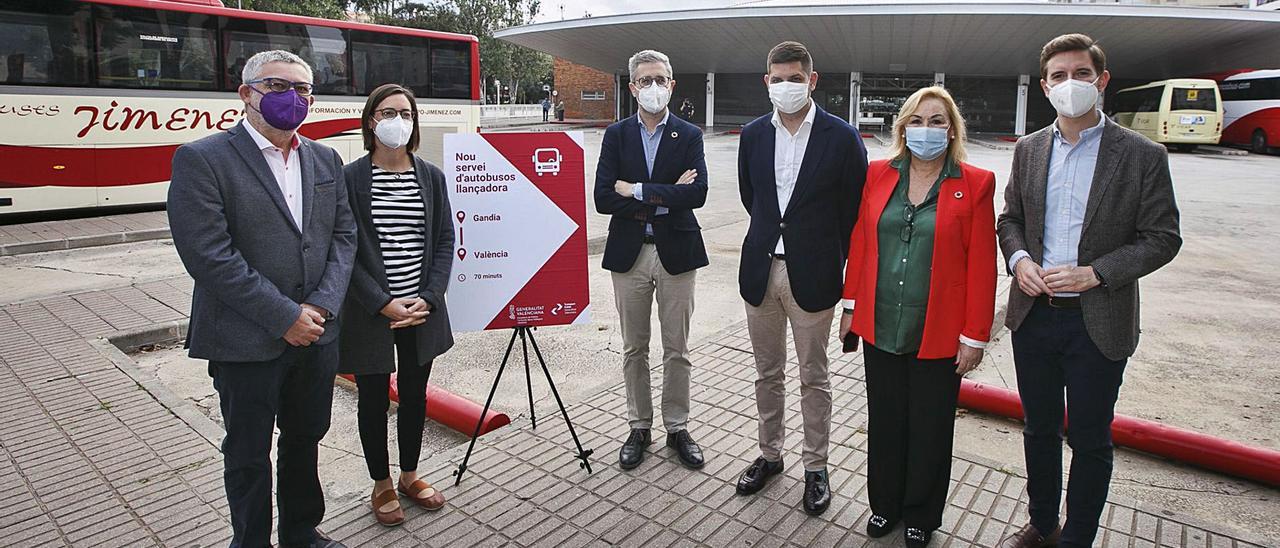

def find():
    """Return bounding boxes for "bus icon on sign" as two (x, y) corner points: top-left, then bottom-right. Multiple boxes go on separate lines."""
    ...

(533, 148), (562, 176)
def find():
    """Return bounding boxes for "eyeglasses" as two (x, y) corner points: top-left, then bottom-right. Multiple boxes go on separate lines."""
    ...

(634, 75), (670, 87)
(901, 204), (916, 243)
(246, 77), (314, 96)
(376, 108), (414, 121)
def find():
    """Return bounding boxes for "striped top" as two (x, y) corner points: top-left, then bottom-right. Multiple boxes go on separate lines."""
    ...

(370, 166), (426, 299)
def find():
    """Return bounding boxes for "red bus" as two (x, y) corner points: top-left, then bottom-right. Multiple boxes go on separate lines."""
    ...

(1, 0), (480, 214)
(1217, 69), (1280, 153)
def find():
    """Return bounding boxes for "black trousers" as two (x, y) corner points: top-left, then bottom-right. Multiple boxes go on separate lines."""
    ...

(211, 343), (338, 548)
(864, 343), (962, 531)
(1012, 302), (1127, 547)
(355, 326), (433, 481)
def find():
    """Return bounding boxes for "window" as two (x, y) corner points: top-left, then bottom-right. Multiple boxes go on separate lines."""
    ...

(1170, 87), (1217, 112)
(0, 1), (91, 86)
(581, 90), (605, 101)
(351, 30), (430, 97)
(1132, 87), (1163, 113)
(94, 4), (217, 90)
(1221, 77), (1280, 102)
(431, 39), (471, 99)
(224, 19), (350, 95)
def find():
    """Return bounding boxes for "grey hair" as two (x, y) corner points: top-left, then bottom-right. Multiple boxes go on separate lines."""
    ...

(628, 50), (672, 83)
(242, 50), (313, 85)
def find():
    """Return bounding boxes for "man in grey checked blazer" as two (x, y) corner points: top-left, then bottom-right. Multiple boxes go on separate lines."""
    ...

(996, 35), (1182, 548)
(168, 51), (354, 548)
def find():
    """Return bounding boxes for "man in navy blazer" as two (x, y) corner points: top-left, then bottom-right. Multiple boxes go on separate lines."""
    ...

(595, 49), (709, 472)
(734, 41), (867, 516)
(168, 51), (354, 548)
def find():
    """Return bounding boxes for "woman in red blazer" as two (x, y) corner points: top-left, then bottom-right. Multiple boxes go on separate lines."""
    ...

(839, 86), (997, 547)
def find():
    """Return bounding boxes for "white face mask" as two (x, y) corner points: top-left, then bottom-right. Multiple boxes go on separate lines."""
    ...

(1048, 77), (1100, 119)
(769, 81), (811, 115)
(636, 82), (671, 114)
(374, 116), (413, 149)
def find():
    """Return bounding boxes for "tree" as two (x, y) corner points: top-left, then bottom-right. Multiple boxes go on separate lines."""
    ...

(238, 0), (348, 20)
(383, 0), (553, 104)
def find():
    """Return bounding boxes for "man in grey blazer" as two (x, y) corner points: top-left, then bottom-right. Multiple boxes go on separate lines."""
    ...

(997, 34), (1181, 548)
(168, 50), (354, 548)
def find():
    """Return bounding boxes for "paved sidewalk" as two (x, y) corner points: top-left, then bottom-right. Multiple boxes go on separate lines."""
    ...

(320, 325), (1271, 548)
(0, 274), (1271, 547)
(0, 277), (229, 547)
(0, 210), (169, 256)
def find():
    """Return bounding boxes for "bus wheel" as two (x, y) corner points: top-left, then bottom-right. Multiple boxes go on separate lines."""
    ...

(1252, 129), (1269, 154)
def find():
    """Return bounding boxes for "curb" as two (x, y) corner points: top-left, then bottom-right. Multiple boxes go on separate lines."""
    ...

(972, 138), (1016, 151)
(0, 227), (171, 257)
(87, 320), (226, 449)
(1194, 145), (1248, 157)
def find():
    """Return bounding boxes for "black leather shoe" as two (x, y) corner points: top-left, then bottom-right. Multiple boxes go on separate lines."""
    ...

(735, 456), (784, 495)
(998, 523), (1061, 548)
(618, 428), (651, 470)
(666, 430), (705, 469)
(905, 527), (932, 548)
(802, 469), (832, 515)
(311, 529), (347, 548)
(866, 514), (898, 538)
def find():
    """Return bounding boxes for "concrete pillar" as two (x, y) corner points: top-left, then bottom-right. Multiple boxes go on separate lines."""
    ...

(850, 72), (862, 128)
(705, 72), (715, 129)
(1016, 74), (1029, 136)
(934, 72), (945, 88)
(615, 74), (624, 121)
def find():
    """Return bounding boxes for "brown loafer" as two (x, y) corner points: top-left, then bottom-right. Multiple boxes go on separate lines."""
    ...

(999, 523), (1061, 548)
(398, 478), (446, 511)
(371, 488), (404, 527)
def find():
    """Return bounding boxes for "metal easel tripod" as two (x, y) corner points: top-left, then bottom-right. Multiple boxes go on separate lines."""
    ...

(452, 326), (593, 485)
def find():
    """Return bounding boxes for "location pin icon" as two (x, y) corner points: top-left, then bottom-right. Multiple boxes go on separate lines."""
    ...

(457, 248), (466, 261)
(456, 211), (466, 224)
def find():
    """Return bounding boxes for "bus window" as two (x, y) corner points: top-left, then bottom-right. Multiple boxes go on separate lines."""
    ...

(223, 19), (350, 95)
(1172, 87), (1216, 111)
(431, 39), (471, 99)
(0, 1), (91, 86)
(93, 5), (217, 91)
(351, 30), (431, 98)
(1137, 87), (1164, 113)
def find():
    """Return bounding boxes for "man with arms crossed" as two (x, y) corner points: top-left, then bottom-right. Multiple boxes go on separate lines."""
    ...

(595, 50), (710, 472)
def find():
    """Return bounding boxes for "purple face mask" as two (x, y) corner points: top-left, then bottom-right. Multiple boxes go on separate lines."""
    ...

(249, 87), (309, 131)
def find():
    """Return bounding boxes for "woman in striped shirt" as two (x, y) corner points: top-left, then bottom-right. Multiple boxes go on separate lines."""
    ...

(339, 84), (456, 527)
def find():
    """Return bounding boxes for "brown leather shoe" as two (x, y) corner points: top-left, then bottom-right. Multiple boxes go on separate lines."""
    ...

(999, 523), (1061, 548)
(398, 477), (446, 511)
(371, 488), (404, 527)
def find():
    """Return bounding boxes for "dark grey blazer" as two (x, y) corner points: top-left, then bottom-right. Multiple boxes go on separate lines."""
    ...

(168, 121), (356, 363)
(997, 117), (1182, 361)
(338, 154), (455, 375)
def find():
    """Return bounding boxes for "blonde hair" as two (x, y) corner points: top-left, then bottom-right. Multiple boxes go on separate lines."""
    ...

(890, 86), (968, 163)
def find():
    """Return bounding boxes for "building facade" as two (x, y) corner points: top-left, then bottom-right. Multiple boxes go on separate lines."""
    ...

(553, 58), (615, 121)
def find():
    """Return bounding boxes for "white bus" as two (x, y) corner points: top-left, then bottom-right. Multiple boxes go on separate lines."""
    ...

(1, 0), (481, 215)
(1218, 69), (1280, 154)
(1107, 78), (1222, 151)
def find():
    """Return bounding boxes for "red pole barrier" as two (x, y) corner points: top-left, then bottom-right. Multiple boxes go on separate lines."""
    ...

(957, 379), (1280, 487)
(338, 374), (511, 436)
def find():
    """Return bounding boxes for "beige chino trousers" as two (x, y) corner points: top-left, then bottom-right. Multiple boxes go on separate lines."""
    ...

(745, 258), (835, 471)
(611, 244), (695, 432)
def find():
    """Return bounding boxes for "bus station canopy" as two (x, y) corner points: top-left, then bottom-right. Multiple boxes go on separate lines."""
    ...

(495, 1), (1280, 80)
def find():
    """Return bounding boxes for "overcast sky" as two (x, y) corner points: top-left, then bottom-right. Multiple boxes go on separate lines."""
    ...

(531, 0), (736, 22)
